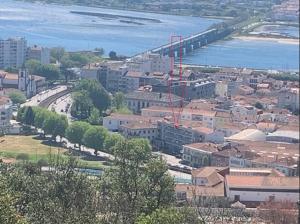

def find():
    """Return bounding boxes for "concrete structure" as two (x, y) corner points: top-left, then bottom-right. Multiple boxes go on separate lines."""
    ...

(0, 96), (13, 133)
(0, 37), (27, 69)
(225, 175), (299, 203)
(266, 130), (299, 143)
(153, 78), (216, 100)
(27, 45), (50, 64)
(150, 28), (232, 57)
(125, 91), (183, 114)
(277, 88), (299, 112)
(126, 53), (171, 73)
(156, 119), (224, 154)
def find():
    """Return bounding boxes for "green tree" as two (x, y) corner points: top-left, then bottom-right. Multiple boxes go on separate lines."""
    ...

(0, 176), (28, 224)
(66, 121), (90, 149)
(52, 115), (68, 140)
(99, 138), (175, 224)
(254, 102), (263, 109)
(0, 159), (101, 224)
(75, 79), (111, 112)
(43, 113), (57, 138)
(136, 207), (200, 224)
(112, 92), (125, 109)
(25, 59), (40, 75)
(8, 90), (26, 104)
(71, 91), (93, 119)
(103, 133), (124, 153)
(16, 107), (26, 122)
(23, 106), (35, 126)
(87, 107), (102, 125)
(109, 51), (117, 59)
(51, 47), (65, 62)
(83, 126), (108, 155)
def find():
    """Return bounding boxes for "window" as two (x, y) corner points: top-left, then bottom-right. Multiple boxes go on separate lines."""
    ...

(269, 195), (275, 201)
(234, 195), (240, 202)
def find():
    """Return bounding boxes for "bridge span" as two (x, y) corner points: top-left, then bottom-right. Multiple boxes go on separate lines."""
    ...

(136, 27), (233, 58)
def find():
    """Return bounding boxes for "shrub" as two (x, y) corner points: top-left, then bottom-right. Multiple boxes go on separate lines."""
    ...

(16, 153), (30, 161)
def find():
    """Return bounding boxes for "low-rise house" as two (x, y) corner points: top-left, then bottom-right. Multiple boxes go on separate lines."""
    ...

(175, 167), (228, 201)
(277, 88), (299, 112)
(125, 91), (183, 114)
(225, 175), (299, 203)
(103, 113), (161, 131)
(231, 104), (258, 123)
(119, 121), (158, 144)
(237, 85), (255, 95)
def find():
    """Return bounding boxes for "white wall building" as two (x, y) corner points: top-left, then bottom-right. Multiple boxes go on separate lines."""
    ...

(0, 37), (27, 69)
(126, 53), (171, 73)
(225, 175), (299, 203)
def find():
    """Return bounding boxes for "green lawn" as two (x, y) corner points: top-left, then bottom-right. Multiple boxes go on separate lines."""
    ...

(0, 135), (109, 170)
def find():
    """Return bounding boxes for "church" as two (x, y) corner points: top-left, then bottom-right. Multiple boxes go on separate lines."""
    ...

(0, 67), (46, 98)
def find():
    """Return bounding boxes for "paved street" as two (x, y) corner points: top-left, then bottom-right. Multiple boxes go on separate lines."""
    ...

(22, 85), (68, 107)
(49, 93), (73, 121)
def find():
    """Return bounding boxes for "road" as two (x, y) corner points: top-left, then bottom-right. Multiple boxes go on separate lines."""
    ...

(22, 85), (68, 107)
(49, 93), (73, 121)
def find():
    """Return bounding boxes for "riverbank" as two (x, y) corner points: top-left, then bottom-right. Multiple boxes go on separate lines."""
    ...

(234, 36), (299, 45)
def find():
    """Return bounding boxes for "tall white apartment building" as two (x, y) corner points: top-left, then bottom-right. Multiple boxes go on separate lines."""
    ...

(0, 37), (27, 69)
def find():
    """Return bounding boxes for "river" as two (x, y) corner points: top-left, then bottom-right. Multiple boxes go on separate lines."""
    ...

(0, 0), (299, 70)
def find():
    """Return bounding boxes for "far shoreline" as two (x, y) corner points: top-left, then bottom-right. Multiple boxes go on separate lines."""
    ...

(234, 35), (299, 45)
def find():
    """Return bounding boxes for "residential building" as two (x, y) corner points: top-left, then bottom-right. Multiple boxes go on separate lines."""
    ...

(244, 73), (266, 89)
(156, 119), (224, 154)
(182, 142), (218, 167)
(225, 175), (299, 203)
(0, 96), (12, 133)
(0, 37), (27, 69)
(236, 85), (255, 95)
(27, 45), (50, 64)
(119, 121), (158, 144)
(103, 113), (161, 131)
(231, 104), (258, 123)
(126, 53), (171, 73)
(175, 167), (228, 201)
(277, 88), (299, 112)
(152, 78), (216, 100)
(125, 90), (183, 114)
(229, 167), (285, 177)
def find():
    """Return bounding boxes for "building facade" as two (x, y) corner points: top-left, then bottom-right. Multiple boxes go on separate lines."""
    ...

(27, 45), (50, 64)
(0, 37), (27, 69)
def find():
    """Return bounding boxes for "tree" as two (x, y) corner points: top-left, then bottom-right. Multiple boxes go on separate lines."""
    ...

(52, 115), (68, 140)
(26, 60), (60, 80)
(103, 133), (124, 153)
(254, 102), (263, 109)
(23, 106), (35, 126)
(87, 107), (102, 125)
(43, 113), (57, 138)
(8, 90), (26, 104)
(83, 126), (108, 155)
(99, 138), (175, 224)
(136, 207), (200, 224)
(0, 159), (101, 224)
(0, 176), (28, 224)
(66, 121), (90, 149)
(16, 107), (27, 122)
(112, 92), (125, 109)
(51, 47), (65, 62)
(74, 79), (111, 112)
(71, 91), (93, 119)
(109, 51), (117, 60)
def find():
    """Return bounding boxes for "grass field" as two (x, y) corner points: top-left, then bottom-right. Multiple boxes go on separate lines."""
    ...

(0, 135), (108, 170)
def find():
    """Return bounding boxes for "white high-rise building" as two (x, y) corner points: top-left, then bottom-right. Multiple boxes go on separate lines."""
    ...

(0, 37), (27, 69)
